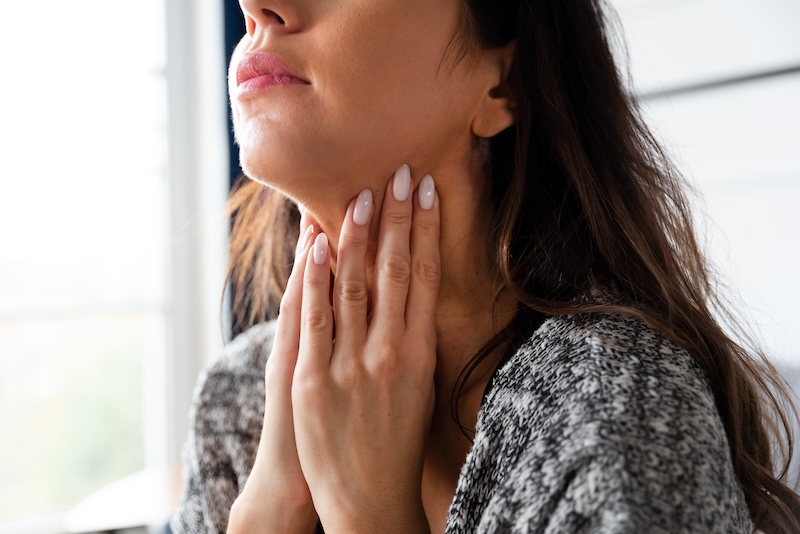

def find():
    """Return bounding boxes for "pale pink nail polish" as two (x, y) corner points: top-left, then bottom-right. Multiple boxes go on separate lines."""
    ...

(419, 174), (435, 210)
(313, 233), (329, 265)
(393, 164), (411, 202)
(353, 189), (373, 226)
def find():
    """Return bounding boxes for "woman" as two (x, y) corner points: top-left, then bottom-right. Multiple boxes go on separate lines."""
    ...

(172, 0), (800, 532)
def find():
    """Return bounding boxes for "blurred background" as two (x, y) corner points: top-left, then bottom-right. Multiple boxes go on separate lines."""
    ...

(0, 0), (797, 532)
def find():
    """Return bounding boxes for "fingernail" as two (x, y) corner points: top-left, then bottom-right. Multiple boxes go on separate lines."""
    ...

(393, 164), (411, 202)
(419, 174), (435, 210)
(313, 233), (329, 265)
(352, 189), (373, 226)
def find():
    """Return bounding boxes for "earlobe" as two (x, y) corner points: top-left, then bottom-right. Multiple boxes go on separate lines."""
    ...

(471, 43), (516, 139)
(471, 92), (516, 138)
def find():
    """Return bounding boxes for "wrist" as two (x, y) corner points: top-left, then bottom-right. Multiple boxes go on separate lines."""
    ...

(228, 490), (318, 534)
(322, 502), (430, 534)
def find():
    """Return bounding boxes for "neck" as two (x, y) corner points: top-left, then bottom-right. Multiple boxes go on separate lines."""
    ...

(303, 150), (516, 436)
(318, 162), (515, 404)
(298, 153), (518, 524)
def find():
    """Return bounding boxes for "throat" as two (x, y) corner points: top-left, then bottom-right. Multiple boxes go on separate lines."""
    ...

(421, 380), (486, 533)
(420, 284), (522, 530)
(421, 438), (466, 534)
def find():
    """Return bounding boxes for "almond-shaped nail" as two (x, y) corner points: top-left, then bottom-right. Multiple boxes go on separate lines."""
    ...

(353, 189), (373, 226)
(313, 233), (329, 266)
(393, 164), (411, 202)
(418, 174), (435, 210)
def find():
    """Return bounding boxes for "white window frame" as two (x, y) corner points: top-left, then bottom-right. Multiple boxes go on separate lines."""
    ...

(162, 0), (231, 471)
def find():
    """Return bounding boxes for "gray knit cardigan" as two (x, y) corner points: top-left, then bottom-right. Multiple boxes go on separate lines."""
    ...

(171, 312), (753, 533)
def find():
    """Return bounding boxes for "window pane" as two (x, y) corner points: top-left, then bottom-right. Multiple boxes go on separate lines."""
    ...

(0, 0), (168, 523)
(642, 76), (800, 364)
(0, 67), (169, 311)
(0, 0), (165, 71)
(0, 314), (166, 521)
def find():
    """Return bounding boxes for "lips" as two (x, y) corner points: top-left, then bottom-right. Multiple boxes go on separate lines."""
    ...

(236, 53), (309, 92)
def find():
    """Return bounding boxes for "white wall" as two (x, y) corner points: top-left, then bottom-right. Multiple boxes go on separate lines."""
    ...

(611, 0), (800, 365)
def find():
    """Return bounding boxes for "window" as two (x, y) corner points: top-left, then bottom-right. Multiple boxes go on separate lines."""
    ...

(0, 0), (228, 529)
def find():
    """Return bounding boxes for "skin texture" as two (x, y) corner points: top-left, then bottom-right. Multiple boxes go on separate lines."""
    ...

(292, 175), (441, 532)
(228, 0), (517, 531)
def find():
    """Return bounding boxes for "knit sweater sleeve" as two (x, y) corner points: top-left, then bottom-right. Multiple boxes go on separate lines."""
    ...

(171, 323), (275, 534)
(446, 313), (753, 533)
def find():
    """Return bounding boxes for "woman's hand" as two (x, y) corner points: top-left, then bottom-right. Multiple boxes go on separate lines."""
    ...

(292, 166), (440, 533)
(228, 215), (320, 534)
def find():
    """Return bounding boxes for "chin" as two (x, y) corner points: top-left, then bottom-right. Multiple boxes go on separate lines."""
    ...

(238, 146), (344, 215)
(237, 132), (315, 194)
(235, 121), (407, 218)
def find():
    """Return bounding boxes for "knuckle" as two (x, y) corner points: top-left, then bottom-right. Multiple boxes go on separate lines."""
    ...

(292, 373), (326, 403)
(263, 357), (293, 391)
(303, 309), (331, 333)
(363, 338), (400, 369)
(340, 229), (367, 250)
(370, 348), (400, 378)
(278, 298), (295, 319)
(384, 209), (411, 226)
(305, 272), (328, 290)
(336, 280), (368, 304)
(334, 362), (365, 389)
(380, 255), (411, 284)
(413, 216), (437, 235)
(413, 259), (440, 286)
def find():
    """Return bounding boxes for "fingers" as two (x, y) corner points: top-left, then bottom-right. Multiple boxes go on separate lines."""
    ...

(332, 189), (373, 347)
(267, 223), (315, 385)
(371, 165), (414, 333)
(406, 175), (440, 334)
(298, 204), (319, 244)
(297, 232), (334, 375)
(293, 167), (439, 377)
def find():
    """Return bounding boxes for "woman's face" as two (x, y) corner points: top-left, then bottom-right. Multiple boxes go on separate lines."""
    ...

(230, 0), (493, 211)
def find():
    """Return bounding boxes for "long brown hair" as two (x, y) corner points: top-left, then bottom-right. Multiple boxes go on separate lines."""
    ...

(226, 0), (800, 530)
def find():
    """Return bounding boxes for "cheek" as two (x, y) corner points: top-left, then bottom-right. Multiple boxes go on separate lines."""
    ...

(312, 32), (471, 165)
(231, 1), (472, 193)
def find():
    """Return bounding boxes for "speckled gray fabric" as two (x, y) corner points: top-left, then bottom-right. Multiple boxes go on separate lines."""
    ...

(446, 313), (752, 533)
(171, 313), (753, 533)
(171, 322), (274, 534)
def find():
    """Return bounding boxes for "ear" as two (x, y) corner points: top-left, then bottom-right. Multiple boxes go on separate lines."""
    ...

(471, 42), (516, 139)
